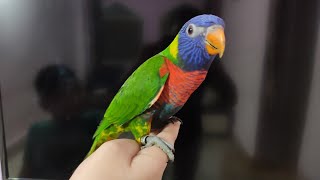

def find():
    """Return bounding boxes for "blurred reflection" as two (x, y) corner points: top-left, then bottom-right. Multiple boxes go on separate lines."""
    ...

(131, 4), (237, 180)
(19, 65), (101, 179)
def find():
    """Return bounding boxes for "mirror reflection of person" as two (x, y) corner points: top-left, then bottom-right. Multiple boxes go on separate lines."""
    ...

(20, 65), (102, 179)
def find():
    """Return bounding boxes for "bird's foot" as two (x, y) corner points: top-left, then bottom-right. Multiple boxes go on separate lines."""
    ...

(140, 135), (175, 162)
(168, 116), (183, 125)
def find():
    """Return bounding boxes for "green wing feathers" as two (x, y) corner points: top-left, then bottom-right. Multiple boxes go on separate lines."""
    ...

(87, 55), (169, 156)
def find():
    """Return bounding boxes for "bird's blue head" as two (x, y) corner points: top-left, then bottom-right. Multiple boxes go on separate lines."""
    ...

(166, 14), (225, 71)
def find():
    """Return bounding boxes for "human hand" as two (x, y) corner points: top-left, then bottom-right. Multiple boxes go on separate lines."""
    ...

(70, 121), (181, 180)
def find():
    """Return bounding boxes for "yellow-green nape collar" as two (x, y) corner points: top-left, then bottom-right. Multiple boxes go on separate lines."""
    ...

(169, 35), (179, 59)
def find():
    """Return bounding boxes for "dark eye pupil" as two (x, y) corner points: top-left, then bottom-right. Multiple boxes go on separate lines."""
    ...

(188, 27), (193, 35)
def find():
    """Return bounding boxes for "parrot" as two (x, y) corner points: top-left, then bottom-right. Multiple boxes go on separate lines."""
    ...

(87, 14), (226, 161)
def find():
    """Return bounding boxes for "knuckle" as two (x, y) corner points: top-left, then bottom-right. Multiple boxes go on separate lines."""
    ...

(100, 141), (122, 153)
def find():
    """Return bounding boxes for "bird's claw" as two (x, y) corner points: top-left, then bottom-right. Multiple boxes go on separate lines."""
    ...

(141, 135), (175, 162)
(168, 116), (183, 125)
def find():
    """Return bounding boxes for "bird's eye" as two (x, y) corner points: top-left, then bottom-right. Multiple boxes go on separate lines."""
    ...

(186, 24), (199, 38)
(188, 26), (193, 35)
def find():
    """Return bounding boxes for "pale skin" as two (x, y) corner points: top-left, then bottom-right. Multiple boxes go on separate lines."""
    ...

(70, 121), (181, 180)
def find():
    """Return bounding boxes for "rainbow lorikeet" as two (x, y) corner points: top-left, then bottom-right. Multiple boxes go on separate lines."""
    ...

(87, 14), (225, 161)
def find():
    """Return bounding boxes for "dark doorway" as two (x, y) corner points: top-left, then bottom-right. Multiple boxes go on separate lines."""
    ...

(255, 0), (319, 169)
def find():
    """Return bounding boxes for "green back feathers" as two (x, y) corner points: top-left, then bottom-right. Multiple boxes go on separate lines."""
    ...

(93, 54), (169, 138)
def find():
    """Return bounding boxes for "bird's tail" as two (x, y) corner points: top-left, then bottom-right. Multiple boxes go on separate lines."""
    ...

(85, 136), (100, 159)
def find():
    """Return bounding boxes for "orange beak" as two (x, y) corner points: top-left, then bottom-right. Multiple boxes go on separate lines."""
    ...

(205, 25), (225, 58)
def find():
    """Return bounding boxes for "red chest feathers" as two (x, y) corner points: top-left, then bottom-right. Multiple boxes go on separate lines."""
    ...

(158, 59), (208, 106)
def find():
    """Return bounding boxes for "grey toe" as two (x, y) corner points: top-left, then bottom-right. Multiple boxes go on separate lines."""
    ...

(140, 135), (175, 162)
